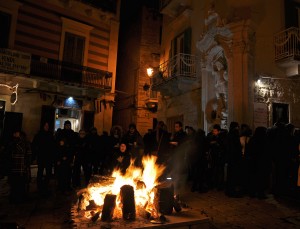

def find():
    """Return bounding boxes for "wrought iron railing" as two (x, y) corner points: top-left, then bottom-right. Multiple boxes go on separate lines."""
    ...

(0, 48), (112, 89)
(152, 53), (197, 86)
(274, 27), (300, 61)
(30, 59), (112, 89)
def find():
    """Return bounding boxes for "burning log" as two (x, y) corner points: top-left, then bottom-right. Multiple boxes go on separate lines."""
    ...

(173, 194), (182, 212)
(136, 205), (152, 219)
(91, 210), (100, 222)
(154, 181), (174, 215)
(120, 185), (136, 220)
(101, 194), (117, 221)
(86, 200), (99, 210)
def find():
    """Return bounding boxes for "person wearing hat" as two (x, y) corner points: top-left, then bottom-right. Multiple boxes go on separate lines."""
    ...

(55, 120), (76, 192)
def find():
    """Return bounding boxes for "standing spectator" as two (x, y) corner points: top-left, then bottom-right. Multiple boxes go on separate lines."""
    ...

(55, 120), (77, 191)
(151, 121), (170, 165)
(87, 127), (102, 175)
(206, 124), (227, 190)
(190, 128), (209, 193)
(99, 131), (114, 175)
(122, 123), (144, 167)
(185, 126), (197, 180)
(56, 139), (73, 194)
(6, 129), (31, 203)
(169, 121), (187, 192)
(246, 126), (270, 198)
(225, 121), (243, 197)
(55, 120), (77, 164)
(284, 123), (299, 192)
(72, 129), (91, 188)
(239, 124), (252, 192)
(143, 129), (153, 156)
(106, 126), (123, 174)
(32, 121), (55, 195)
(269, 122), (288, 195)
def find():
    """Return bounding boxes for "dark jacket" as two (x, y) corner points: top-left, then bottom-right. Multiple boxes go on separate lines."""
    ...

(32, 129), (55, 164)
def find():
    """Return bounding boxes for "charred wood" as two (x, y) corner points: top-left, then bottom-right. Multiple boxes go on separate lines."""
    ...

(101, 194), (117, 221)
(120, 185), (136, 220)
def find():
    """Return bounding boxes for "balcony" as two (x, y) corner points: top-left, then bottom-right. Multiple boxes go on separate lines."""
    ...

(274, 27), (300, 77)
(159, 0), (191, 17)
(31, 59), (112, 90)
(0, 49), (112, 90)
(151, 53), (197, 96)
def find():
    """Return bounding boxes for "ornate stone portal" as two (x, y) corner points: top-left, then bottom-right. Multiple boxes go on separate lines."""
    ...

(197, 5), (232, 130)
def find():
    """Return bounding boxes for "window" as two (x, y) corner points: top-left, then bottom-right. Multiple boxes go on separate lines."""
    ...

(170, 27), (192, 58)
(284, 0), (300, 28)
(59, 17), (93, 66)
(0, 1), (22, 49)
(63, 32), (85, 65)
(59, 18), (93, 82)
(0, 11), (11, 48)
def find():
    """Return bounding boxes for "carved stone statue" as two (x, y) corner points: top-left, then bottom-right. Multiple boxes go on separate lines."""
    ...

(197, 4), (232, 130)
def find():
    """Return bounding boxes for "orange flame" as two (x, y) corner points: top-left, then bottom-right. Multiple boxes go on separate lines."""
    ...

(79, 155), (165, 219)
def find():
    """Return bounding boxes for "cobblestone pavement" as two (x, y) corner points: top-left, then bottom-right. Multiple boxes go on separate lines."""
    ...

(180, 187), (300, 229)
(0, 176), (300, 229)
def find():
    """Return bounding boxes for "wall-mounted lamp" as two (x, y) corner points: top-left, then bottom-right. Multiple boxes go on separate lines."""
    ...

(147, 67), (154, 78)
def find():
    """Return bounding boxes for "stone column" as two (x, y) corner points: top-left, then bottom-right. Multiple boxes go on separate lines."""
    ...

(227, 19), (255, 126)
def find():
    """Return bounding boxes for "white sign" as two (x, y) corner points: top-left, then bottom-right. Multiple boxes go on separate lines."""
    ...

(253, 102), (268, 129)
(0, 49), (31, 74)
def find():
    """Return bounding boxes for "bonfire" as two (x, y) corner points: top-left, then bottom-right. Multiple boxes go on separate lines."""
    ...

(76, 155), (175, 222)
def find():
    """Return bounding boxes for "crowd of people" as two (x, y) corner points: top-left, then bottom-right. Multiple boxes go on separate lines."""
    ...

(0, 119), (299, 203)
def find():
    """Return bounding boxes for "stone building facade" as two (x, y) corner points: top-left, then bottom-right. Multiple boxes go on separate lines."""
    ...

(0, 0), (120, 140)
(113, 0), (162, 135)
(151, 0), (300, 133)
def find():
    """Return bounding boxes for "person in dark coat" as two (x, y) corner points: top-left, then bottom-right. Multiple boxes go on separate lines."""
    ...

(206, 124), (227, 190)
(112, 143), (131, 175)
(56, 139), (73, 194)
(190, 128), (209, 193)
(246, 126), (270, 198)
(143, 129), (153, 156)
(99, 131), (114, 175)
(151, 121), (170, 165)
(32, 122), (55, 194)
(122, 123), (144, 167)
(6, 129), (31, 203)
(225, 121), (243, 197)
(169, 121), (187, 192)
(87, 127), (102, 175)
(72, 129), (91, 188)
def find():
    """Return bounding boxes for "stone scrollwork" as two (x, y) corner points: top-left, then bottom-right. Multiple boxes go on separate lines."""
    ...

(197, 4), (232, 129)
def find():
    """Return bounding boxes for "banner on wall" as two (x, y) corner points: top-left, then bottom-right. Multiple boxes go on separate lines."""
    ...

(0, 49), (31, 74)
(253, 102), (268, 129)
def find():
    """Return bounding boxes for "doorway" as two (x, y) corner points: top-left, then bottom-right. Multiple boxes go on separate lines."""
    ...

(272, 102), (289, 125)
(55, 108), (81, 132)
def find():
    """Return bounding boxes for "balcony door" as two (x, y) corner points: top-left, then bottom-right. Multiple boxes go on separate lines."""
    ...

(61, 32), (85, 83)
(170, 28), (191, 76)
(0, 11), (11, 48)
(284, 0), (300, 28)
